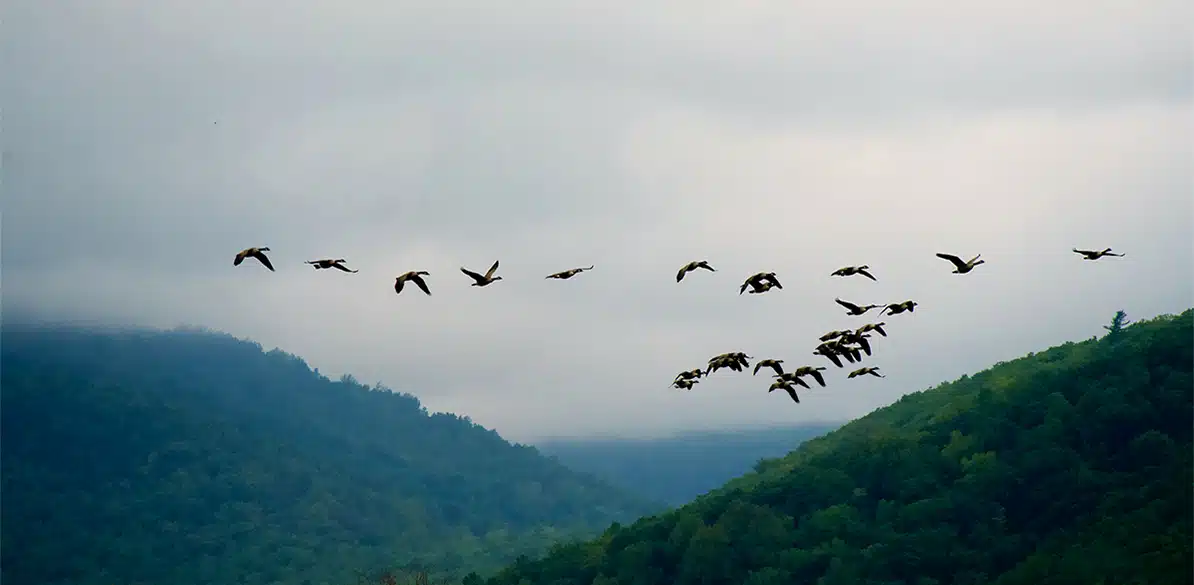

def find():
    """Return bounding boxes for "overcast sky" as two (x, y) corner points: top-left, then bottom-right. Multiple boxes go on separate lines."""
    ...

(5, 0), (1191, 442)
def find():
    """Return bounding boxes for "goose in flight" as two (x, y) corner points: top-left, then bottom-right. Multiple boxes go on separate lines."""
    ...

(546, 266), (594, 280)
(706, 352), (752, 375)
(676, 260), (716, 282)
(461, 260), (503, 287)
(814, 344), (845, 368)
(819, 329), (853, 342)
(848, 366), (885, 379)
(1073, 248), (1124, 260)
(936, 253), (985, 274)
(306, 259), (358, 273)
(835, 298), (882, 316)
(753, 359), (785, 376)
(768, 380), (802, 404)
(773, 372), (812, 389)
(234, 247), (274, 272)
(855, 322), (888, 338)
(831, 265), (877, 281)
(838, 331), (873, 356)
(791, 366), (827, 387)
(879, 300), (918, 316)
(394, 271), (432, 296)
(740, 272), (782, 295)
(746, 281), (779, 294)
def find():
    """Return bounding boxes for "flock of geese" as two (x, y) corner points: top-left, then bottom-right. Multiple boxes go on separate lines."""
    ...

(667, 248), (1124, 404)
(233, 246), (1126, 406)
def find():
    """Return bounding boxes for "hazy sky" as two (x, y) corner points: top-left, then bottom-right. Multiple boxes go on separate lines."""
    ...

(5, 0), (1192, 442)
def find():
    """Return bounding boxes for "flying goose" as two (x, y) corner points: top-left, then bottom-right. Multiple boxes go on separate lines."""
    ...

(234, 247), (274, 271)
(772, 372), (812, 389)
(709, 351), (752, 363)
(836, 343), (863, 364)
(746, 281), (779, 294)
(835, 298), (882, 316)
(819, 329), (853, 342)
(1073, 248), (1125, 260)
(676, 260), (716, 282)
(831, 265), (877, 281)
(546, 265), (595, 280)
(306, 259), (358, 273)
(674, 368), (704, 382)
(879, 300), (918, 316)
(706, 356), (739, 375)
(706, 352), (751, 375)
(848, 366), (885, 379)
(672, 379), (699, 390)
(394, 271), (432, 296)
(791, 366), (827, 387)
(461, 260), (503, 287)
(768, 380), (802, 403)
(936, 253), (985, 274)
(753, 359), (785, 376)
(855, 322), (888, 337)
(817, 339), (862, 363)
(740, 272), (782, 295)
(813, 344), (845, 368)
(838, 331), (873, 356)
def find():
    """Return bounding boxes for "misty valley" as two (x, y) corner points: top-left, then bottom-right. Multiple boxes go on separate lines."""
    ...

(2, 309), (1190, 584)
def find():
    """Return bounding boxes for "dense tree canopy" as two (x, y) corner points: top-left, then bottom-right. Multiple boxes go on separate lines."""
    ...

(481, 309), (1194, 585)
(0, 325), (660, 585)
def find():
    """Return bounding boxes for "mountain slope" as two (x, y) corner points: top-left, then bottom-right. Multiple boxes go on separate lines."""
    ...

(480, 309), (1194, 585)
(0, 325), (660, 585)
(536, 423), (841, 507)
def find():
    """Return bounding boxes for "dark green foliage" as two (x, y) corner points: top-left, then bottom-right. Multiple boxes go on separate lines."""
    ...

(483, 309), (1194, 585)
(0, 325), (661, 585)
(535, 424), (841, 506)
(1104, 309), (1131, 338)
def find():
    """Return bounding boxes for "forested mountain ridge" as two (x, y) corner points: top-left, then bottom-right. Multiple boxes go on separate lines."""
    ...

(536, 423), (842, 507)
(0, 324), (661, 585)
(481, 309), (1193, 585)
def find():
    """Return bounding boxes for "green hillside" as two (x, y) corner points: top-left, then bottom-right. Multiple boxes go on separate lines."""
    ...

(480, 309), (1194, 585)
(0, 325), (661, 585)
(536, 423), (841, 507)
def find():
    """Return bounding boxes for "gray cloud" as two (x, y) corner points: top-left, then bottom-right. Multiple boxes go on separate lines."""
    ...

(5, 0), (1191, 441)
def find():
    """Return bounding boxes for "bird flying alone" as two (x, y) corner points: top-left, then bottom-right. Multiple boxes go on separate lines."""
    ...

(848, 366), (885, 379)
(936, 253), (985, 274)
(1073, 248), (1125, 260)
(835, 298), (882, 316)
(306, 258), (358, 273)
(394, 271), (432, 296)
(831, 265), (877, 281)
(753, 359), (785, 376)
(461, 260), (503, 287)
(676, 260), (715, 282)
(740, 272), (782, 295)
(234, 247), (274, 271)
(747, 281), (779, 294)
(879, 300), (918, 316)
(546, 266), (594, 280)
